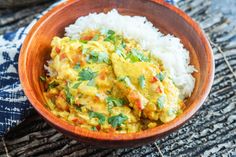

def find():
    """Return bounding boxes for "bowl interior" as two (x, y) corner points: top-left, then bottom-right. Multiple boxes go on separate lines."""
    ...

(19, 0), (213, 147)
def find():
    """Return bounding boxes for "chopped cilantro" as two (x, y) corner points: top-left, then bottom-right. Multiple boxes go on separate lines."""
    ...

(73, 63), (80, 71)
(80, 40), (88, 44)
(88, 51), (98, 63)
(98, 52), (110, 64)
(108, 113), (128, 128)
(104, 35), (115, 42)
(126, 49), (150, 62)
(91, 126), (97, 131)
(104, 29), (116, 42)
(121, 40), (126, 48)
(115, 45), (125, 57)
(48, 81), (59, 89)
(87, 79), (96, 86)
(115, 48), (124, 57)
(138, 75), (145, 89)
(157, 95), (165, 109)
(73, 104), (84, 112)
(88, 51), (110, 64)
(40, 76), (46, 82)
(106, 97), (125, 106)
(72, 82), (81, 89)
(156, 72), (165, 82)
(78, 68), (97, 81)
(92, 34), (99, 41)
(107, 30), (115, 35)
(118, 76), (132, 87)
(107, 103), (113, 113)
(106, 97), (126, 112)
(82, 47), (88, 54)
(65, 84), (74, 105)
(89, 111), (106, 125)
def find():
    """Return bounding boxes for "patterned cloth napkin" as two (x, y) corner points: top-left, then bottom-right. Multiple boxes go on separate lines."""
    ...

(0, 0), (175, 135)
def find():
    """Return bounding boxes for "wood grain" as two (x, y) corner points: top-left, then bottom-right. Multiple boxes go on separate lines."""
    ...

(0, 0), (52, 8)
(18, 0), (214, 148)
(0, 1), (55, 34)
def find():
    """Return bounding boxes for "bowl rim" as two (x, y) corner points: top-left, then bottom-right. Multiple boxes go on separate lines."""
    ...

(19, 0), (215, 141)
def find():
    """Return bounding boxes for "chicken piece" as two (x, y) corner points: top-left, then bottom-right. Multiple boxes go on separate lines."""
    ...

(111, 53), (182, 123)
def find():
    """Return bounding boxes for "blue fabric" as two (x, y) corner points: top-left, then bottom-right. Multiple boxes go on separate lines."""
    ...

(0, 0), (175, 135)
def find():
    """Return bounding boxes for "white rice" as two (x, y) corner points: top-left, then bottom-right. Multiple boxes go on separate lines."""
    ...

(65, 9), (196, 98)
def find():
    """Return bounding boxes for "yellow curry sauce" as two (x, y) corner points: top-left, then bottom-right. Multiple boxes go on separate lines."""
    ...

(42, 29), (185, 133)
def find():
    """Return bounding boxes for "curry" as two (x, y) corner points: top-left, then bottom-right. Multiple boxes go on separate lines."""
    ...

(42, 29), (185, 133)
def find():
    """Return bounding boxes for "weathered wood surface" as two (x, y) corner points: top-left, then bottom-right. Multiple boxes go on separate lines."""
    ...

(0, 0), (236, 156)
(0, 0), (52, 9)
(0, 1), (55, 34)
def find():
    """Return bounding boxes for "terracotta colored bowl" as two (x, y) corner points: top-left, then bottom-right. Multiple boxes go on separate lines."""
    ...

(19, 0), (214, 148)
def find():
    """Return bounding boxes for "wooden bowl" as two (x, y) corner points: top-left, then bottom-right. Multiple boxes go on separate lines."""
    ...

(19, 0), (214, 148)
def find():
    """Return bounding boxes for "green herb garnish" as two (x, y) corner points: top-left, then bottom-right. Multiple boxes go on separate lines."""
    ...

(91, 126), (97, 131)
(92, 34), (99, 41)
(107, 30), (115, 35)
(87, 79), (96, 86)
(121, 40), (126, 48)
(115, 45), (126, 58)
(72, 82), (81, 89)
(73, 63), (81, 71)
(98, 52), (110, 64)
(65, 84), (74, 105)
(104, 29), (116, 42)
(80, 40), (88, 44)
(108, 113), (128, 128)
(88, 51), (110, 64)
(117, 76), (131, 86)
(138, 75), (145, 89)
(89, 111), (106, 125)
(89, 51), (99, 63)
(40, 76), (46, 82)
(78, 68), (97, 81)
(106, 97), (126, 112)
(156, 72), (165, 82)
(74, 104), (84, 112)
(48, 81), (59, 89)
(126, 49), (150, 62)
(157, 95), (165, 109)
(82, 47), (88, 54)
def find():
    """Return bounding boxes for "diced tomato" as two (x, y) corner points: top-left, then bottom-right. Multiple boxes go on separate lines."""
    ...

(156, 86), (163, 93)
(75, 101), (80, 106)
(72, 117), (85, 124)
(108, 127), (116, 132)
(60, 53), (67, 60)
(72, 118), (78, 123)
(128, 91), (144, 110)
(96, 125), (101, 131)
(80, 35), (93, 41)
(79, 58), (86, 66)
(135, 99), (143, 110)
(99, 70), (107, 80)
(55, 47), (60, 54)
(72, 55), (80, 64)
(129, 91), (139, 100)
(78, 118), (85, 124)
(93, 96), (100, 102)
(150, 76), (158, 83)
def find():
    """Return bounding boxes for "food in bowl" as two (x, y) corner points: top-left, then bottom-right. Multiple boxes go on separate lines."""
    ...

(41, 9), (196, 133)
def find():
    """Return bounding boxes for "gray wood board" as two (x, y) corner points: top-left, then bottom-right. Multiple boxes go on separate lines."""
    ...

(0, 0), (236, 156)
